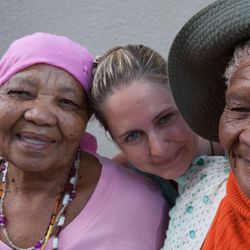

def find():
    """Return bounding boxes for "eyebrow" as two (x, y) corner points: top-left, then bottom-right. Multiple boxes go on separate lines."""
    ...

(9, 77), (81, 96)
(152, 109), (170, 123)
(57, 86), (79, 95)
(116, 108), (173, 139)
(226, 90), (250, 102)
(9, 77), (37, 87)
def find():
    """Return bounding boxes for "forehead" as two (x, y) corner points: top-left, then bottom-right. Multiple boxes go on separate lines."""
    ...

(7, 64), (85, 93)
(103, 80), (180, 138)
(10, 64), (74, 81)
(229, 60), (250, 89)
(110, 79), (173, 106)
(232, 60), (250, 80)
(104, 80), (175, 125)
(227, 62), (250, 97)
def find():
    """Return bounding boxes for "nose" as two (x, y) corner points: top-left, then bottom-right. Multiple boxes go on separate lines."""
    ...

(239, 129), (250, 147)
(148, 133), (165, 157)
(24, 100), (57, 126)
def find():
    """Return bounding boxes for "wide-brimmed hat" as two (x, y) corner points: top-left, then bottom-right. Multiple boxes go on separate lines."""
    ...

(168, 0), (250, 141)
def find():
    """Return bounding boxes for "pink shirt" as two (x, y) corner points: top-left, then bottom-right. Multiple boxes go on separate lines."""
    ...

(0, 154), (168, 250)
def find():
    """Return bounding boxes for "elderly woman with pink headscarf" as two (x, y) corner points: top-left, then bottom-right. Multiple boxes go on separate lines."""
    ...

(0, 33), (167, 250)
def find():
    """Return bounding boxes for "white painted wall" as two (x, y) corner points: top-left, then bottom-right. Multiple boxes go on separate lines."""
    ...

(0, 0), (215, 157)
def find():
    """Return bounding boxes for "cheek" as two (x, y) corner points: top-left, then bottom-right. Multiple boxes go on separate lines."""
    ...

(219, 113), (239, 151)
(218, 111), (250, 158)
(119, 144), (147, 166)
(0, 101), (22, 130)
(170, 119), (199, 159)
(170, 118), (196, 143)
(60, 114), (88, 141)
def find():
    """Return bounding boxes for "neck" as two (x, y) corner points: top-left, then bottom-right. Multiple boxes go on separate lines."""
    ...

(6, 158), (75, 196)
(195, 137), (212, 157)
(0, 152), (81, 250)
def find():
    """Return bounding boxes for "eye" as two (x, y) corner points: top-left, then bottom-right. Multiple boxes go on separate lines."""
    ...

(158, 112), (176, 126)
(125, 131), (142, 143)
(231, 107), (250, 113)
(58, 98), (81, 109)
(7, 90), (32, 99)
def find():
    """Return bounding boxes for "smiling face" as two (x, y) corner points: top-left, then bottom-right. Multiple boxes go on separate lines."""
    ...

(0, 64), (88, 172)
(219, 61), (250, 198)
(102, 79), (199, 179)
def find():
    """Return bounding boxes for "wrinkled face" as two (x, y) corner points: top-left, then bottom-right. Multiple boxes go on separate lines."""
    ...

(0, 64), (88, 172)
(102, 80), (199, 179)
(219, 62), (250, 198)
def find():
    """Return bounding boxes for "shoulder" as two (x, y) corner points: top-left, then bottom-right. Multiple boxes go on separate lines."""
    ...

(98, 154), (167, 204)
(128, 162), (178, 207)
(94, 154), (169, 249)
(176, 155), (229, 192)
(174, 155), (229, 212)
(190, 155), (229, 176)
(163, 156), (229, 249)
(188, 155), (230, 189)
(95, 154), (169, 227)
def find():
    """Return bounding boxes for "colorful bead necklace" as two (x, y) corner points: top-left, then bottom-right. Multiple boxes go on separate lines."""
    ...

(0, 151), (80, 250)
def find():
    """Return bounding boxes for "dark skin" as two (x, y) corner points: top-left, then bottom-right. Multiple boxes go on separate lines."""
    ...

(219, 59), (250, 198)
(2, 151), (101, 247)
(0, 64), (101, 248)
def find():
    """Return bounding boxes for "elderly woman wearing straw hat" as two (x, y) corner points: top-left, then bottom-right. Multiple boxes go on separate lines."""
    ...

(0, 33), (168, 250)
(162, 0), (250, 249)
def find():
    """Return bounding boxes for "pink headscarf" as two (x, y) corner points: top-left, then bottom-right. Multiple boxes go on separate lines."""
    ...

(0, 32), (97, 153)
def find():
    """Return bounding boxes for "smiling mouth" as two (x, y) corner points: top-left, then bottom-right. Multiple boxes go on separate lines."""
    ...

(17, 133), (55, 148)
(232, 151), (250, 168)
(152, 148), (181, 166)
(20, 136), (50, 145)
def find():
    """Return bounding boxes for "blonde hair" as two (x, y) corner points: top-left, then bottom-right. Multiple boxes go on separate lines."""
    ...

(91, 44), (169, 130)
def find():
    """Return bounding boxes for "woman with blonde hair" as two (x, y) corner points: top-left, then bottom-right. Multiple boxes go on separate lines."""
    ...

(90, 44), (228, 247)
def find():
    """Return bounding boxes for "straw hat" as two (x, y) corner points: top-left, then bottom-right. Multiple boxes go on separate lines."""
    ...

(168, 0), (250, 141)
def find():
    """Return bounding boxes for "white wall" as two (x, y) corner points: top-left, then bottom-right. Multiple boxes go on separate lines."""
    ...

(0, 0), (215, 157)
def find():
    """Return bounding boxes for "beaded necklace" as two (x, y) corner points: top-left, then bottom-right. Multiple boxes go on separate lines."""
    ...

(0, 151), (80, 250)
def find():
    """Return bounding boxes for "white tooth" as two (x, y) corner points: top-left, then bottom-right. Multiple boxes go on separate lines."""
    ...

(22, 137), (47, 145)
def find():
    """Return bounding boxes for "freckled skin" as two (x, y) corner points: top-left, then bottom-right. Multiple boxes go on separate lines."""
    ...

(219, 61), (250, 198)
(0, 64), (89, 174)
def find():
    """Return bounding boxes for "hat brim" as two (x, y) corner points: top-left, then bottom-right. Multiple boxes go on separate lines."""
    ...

(168, 0), (250, 141)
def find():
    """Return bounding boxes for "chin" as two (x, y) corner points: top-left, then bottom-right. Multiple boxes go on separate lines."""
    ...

(161, 169), (186, 180)
(231, 157), (250, 198)
(175, 164), (190, 178)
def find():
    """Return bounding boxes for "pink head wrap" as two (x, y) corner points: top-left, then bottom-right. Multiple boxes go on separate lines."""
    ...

(0, 32), (93, 92)
(0, 32), (97, 153)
